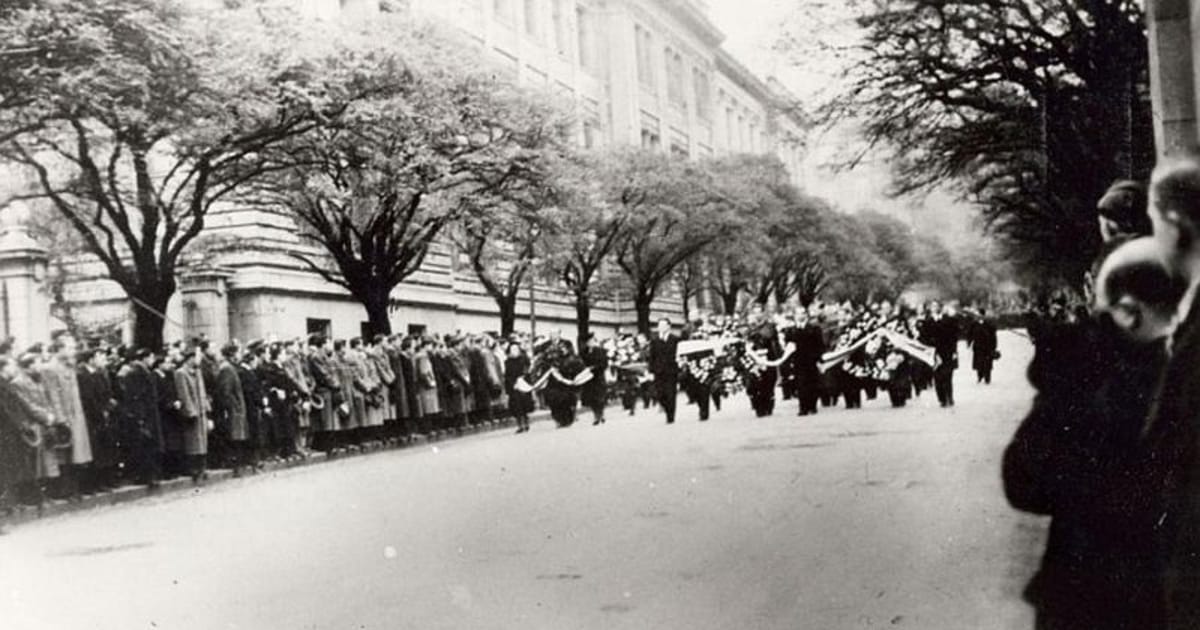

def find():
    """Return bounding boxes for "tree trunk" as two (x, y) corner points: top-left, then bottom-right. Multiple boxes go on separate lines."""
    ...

(130, 287), (172, 352)
(574, 291), (591, 351)
(634, 290), (654, 335)
(497, 296), (517, 337)
(681, 293), (691, 324)
(721, 291), (739, 315)
(363, 291), (393, 337)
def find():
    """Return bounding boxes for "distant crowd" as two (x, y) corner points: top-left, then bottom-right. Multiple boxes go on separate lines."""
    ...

(0, 297), (1004, 517)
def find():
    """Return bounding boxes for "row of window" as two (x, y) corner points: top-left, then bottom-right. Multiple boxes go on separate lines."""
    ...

(634, 24), (712, 121)
(492, 0), (599, 70)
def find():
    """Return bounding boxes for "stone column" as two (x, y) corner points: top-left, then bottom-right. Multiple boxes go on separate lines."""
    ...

(180, 266), (235, 344)
(0, 223), (50, 349)
(1149, 0), (1198, 156)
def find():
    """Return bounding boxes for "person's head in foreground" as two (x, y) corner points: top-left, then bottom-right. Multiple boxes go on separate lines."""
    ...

(1150, 148), (1200, 275)
(1094, 237), (1186, 343)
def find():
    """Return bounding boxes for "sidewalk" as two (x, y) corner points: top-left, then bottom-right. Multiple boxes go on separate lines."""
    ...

(1, 410), (553, 529)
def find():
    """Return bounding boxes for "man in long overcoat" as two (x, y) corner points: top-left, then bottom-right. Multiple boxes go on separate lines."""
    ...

(237, 344), (269, 469)
(649, 318), (681, 424)
(77, 347), (118, 491)
(213, 344), (248, 470)
(465, 336), (495, 426)
(0, 355), (54, 511)
(786, 309), (826, 416)
(174, 348), (210, 481)
(306, 335), (341, 451)
(968, 309), (999, 385)
(38, 335), (92, 497)
(116, 348), (162, 487)
(924, 302), (960, 407)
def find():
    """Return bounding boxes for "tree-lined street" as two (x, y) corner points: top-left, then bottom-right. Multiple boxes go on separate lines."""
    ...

(0, 333), (1044, 630)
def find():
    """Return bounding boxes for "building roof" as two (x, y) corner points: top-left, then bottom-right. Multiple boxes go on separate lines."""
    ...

(657, 0), (725, 46)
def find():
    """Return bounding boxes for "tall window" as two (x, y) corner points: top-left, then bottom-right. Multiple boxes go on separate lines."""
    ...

(523, 0), (539, 38)
(552, 0), (567, 55)
(725, 107), (734, 147)
(577, 6), (595, 70)
(693, 69), (711, 121)
(635, 25), (655, 90)
(666, 49), (685, 107)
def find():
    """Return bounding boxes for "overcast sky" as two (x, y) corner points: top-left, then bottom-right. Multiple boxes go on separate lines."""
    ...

(703, 0), (984, 250)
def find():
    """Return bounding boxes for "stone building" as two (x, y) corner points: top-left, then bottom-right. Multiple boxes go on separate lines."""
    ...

(1149, 0), (1200, 154)
(0, 0), (807, 348)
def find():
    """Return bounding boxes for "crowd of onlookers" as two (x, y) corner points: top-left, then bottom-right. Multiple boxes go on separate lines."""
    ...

(0, 330), (553, 513)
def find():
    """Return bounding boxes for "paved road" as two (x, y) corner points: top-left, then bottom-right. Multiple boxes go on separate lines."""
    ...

(0, 332), (1046, 630)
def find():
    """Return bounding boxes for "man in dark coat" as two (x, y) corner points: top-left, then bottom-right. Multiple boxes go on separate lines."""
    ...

(1005, 237), (1186, 630)
(465, 336), (494, 426)
(1142, 152), (1200, 629)
(580, 333), (609, 425)
(788, 310), (826, 416)
(924, 301), (959, 407)
(76, 348), (119, 492)
(115, 348), (162, 487)
(968, 310), (999, 384)
(747, 314), (782, 417)
(648, 318), (680, 424)
(212, 343), (249, 472)
(237, 343), (269, 470)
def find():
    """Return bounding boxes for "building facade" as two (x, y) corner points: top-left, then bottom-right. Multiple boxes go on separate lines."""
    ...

(2, 0), (806, 348)
(1149, 0), (1200, 156)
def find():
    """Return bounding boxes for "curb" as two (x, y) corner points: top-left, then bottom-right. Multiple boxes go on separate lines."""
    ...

(1, 410), (552, 530)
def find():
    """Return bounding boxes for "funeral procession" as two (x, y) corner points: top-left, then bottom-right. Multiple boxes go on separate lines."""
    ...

(3, 0), (1200, 628)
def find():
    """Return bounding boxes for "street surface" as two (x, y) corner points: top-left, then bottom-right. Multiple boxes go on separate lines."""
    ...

(0, 332), (1045, 630)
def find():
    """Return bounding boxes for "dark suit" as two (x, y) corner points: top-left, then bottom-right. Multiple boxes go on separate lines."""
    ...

(1147, 296), (1200, 630)
(969, 318), (999, 384)
(649, 333), (679, 423)
(925, 316), (959, 406)
(1007, 315), (1169, 630)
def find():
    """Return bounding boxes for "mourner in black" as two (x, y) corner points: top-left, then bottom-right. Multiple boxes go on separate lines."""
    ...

(580, 333), (609, 426)
(923, 302), (959, 407)
(784, 311), (825, 416)
(648, 318), (680, 424)
(967, 310), (999, 385)
(1142, 152), (1200, 628)
(504, 342), (534, 434)
(745, 313), (782, 417)
(1005, 237), (1184, 630)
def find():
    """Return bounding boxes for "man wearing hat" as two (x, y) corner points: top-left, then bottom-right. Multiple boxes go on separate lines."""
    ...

(306, 334), (342, 452)
(115, 348), (163, 488)
(212, 343), (249, 473)
(37, 332), (92, 500)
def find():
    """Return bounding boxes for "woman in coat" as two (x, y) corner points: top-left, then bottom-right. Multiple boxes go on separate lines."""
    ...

(503, 342), (534, 434)
(579, 333), (609, 426)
